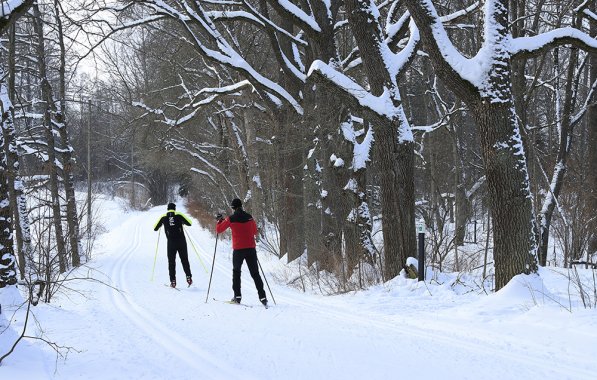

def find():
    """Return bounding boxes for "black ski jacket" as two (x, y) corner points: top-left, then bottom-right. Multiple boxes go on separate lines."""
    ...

(154, 209), (192, 240)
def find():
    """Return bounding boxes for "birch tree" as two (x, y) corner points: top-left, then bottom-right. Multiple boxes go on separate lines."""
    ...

(0, 0), (34, 287)
(0, 75), (19, 287)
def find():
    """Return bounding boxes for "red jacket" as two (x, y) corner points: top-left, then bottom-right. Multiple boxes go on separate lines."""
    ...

(216, 209), (257, 250)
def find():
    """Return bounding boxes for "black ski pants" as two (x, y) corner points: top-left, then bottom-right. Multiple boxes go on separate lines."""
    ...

(167, 238), (192, 282)
(232, 248), (266, 300)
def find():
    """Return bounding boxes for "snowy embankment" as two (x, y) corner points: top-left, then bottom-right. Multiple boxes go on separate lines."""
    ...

(1, 196), (597, 380)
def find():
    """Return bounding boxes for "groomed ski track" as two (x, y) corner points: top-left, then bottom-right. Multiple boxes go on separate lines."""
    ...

(41, 205), (597, 380)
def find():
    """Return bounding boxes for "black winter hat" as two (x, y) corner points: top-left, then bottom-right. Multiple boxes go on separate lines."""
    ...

(167, 202), (176, 210)
(231, 198), (242, 209)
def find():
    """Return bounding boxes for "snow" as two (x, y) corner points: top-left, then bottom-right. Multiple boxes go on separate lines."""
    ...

(205, 11), (265, 26)
(273, 0), (321, 32)
(2, 196), (597, 379)
(509, 27), (597, 56)
(341, 119), (373, 171)
(307, 61), (401, 120)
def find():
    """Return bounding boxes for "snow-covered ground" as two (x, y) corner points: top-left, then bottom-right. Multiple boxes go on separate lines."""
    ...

(2, 196), (597, 380)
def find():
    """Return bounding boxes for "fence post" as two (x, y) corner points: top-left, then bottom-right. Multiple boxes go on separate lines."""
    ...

(416, 219), (426, 281)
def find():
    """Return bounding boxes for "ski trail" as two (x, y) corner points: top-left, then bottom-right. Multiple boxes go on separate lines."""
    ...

(130, 217), (594, 380)
(184, 230), (593, 379)
(108, 220), (256, 380)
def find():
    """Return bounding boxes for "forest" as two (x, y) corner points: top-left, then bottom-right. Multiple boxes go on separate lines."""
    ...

(1, 0), (596, 299)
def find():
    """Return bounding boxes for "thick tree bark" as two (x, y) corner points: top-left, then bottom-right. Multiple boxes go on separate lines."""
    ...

(302, 86), (324, 266)
(272, 109), (305, 261)
(344, 0), (416, 279)
(404, 0), (537, 289)
(257, 5), (306, 261)
(320, 108), (353, 273)
(375, 132), (416, 279)
(303, 1), (343, 271)
(472, 101), (536, 289)
(344, 157), (377, 272)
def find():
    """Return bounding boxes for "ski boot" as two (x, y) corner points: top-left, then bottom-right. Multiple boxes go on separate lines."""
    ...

(186, 276), (192, 286)
(170, 280), (176, 288)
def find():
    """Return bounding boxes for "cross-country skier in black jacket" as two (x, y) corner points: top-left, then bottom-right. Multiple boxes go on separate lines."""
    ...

(154, 203), (193, 288)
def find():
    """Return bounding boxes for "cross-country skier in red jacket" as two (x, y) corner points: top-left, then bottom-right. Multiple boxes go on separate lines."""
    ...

(216, 198), (267, 306)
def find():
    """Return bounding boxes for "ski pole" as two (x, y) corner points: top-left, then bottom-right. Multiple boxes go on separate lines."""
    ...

(257, 257), (276, 305)
(205, 233), (219, 303)
(184, 228), (208, 274)
(151, 228), (161, 281)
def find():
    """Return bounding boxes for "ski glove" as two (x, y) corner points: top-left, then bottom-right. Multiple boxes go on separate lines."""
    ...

(216, 213), (224, 221)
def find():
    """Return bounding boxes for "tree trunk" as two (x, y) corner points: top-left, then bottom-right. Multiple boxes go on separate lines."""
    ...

(302, 87), (323, 267)
(0, 81), (18, 287)
(273, 109), (305, 261)
(341, 120), (375, 276)
(344, 147), (377, 272)
(587, 8), (597, 257)
(2, 98), (32, 280)
(373, 124), (416, 280)
(394, 139), (416, 273)
(471, 101), (536, 289)
(319, 101), (352, 273)
(55, 112), (81, 266)
(344, 0), (417, 279)
(404, 0), (537, 289)
(6, 24), (25, 278)
(33, 3), (67, 273)
(54, 0), (81, 266)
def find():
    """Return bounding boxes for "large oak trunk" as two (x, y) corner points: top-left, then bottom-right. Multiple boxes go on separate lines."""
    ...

(472, 101), (536, 289)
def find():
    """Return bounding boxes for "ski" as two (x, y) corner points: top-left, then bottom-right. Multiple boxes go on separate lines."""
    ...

(164, 284), (181, 291)
(213, 298), (253, 308)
